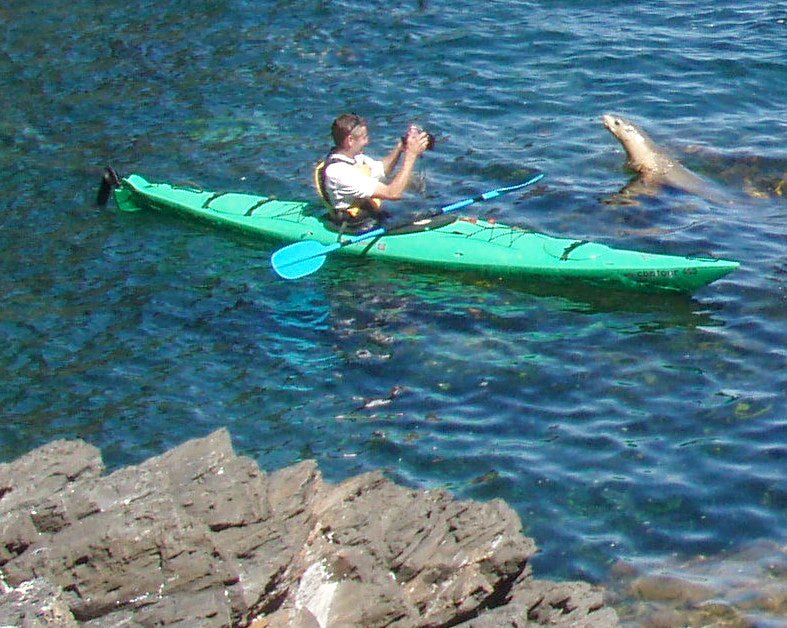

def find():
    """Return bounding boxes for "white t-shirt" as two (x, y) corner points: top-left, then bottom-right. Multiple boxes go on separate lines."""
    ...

(323, 153), (386, 211)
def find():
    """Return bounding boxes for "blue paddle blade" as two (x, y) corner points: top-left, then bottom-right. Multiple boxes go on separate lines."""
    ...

(271, 239), (333, 279)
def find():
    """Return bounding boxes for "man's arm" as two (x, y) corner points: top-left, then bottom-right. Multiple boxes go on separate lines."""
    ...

(380, 140), (404, 175)
(373, 131), (429, 200)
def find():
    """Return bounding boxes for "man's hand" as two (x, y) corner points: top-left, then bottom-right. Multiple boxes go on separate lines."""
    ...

(403, 126), (430, 157)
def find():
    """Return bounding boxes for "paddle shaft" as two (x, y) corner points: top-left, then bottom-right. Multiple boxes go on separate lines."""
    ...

(320, 174), (543, 254)
(271, 173), (544, 278)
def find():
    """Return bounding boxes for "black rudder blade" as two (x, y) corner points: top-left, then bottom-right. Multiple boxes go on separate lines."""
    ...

(96, 166), (121, 206)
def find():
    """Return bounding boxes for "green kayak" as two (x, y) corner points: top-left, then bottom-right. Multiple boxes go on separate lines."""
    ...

(113, 173), (739, 292)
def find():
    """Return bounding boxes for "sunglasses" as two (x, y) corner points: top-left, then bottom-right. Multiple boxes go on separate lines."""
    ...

(348, 113), (367, 137)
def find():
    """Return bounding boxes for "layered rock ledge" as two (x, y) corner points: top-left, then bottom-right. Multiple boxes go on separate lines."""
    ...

(0, 429), (618, 627)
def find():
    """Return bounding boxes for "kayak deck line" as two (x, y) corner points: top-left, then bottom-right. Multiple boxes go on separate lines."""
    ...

(113, 174), (740, 293)
(560, 240), (590, 261)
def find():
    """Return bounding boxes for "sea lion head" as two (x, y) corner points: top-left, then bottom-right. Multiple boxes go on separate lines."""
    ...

(602, 114), (661, 173)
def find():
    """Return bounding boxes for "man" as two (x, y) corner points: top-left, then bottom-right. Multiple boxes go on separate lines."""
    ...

(316, 113), (431, 227)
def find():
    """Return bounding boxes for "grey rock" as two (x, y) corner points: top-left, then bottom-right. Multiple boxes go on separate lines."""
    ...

(0, 429), (619, 627)
(0, 439), (103, 515)
(289, 470), (537, 626)
(0, 577), (78, 627)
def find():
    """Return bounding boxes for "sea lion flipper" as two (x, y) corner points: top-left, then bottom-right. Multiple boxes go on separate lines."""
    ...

(603, 177), (660, 206)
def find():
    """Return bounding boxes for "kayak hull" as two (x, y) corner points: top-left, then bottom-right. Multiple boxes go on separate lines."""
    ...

(115, 174), (739, 292)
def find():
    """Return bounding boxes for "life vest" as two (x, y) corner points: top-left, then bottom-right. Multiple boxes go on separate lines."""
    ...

(314, 152), (382, 220)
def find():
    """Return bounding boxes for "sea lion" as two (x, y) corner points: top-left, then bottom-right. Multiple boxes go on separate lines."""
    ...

(602, 114), (730, 205)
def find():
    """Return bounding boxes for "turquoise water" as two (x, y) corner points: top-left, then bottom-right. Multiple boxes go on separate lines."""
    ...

(1, 0), (784, 592)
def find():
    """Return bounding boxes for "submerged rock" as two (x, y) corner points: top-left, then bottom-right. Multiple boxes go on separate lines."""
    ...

(0, 429), (617, 627)
(607, 540), (787, 627)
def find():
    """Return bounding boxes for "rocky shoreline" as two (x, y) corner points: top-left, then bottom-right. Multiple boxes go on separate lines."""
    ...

(0, 429), (618, 627)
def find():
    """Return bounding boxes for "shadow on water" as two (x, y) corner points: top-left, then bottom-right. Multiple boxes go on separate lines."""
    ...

(308, 257), (729, 330)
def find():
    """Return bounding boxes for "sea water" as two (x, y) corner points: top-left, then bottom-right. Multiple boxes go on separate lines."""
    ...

(1, 0), (784, 619)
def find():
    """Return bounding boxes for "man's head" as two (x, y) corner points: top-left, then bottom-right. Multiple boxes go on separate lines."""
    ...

(332, 113), (369, 154)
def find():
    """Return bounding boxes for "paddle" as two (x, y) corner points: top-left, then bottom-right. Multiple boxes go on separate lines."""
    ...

(271, 173), (544, 279)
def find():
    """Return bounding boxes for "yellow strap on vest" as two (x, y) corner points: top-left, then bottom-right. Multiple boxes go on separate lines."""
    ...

(313, 159), (333, 209)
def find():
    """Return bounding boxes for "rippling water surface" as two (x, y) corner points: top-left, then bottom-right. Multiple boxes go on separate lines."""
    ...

(1, 0), (784, 611)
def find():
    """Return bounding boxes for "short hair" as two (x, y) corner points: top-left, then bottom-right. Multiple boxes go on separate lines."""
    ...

(331, 113), (366, 146)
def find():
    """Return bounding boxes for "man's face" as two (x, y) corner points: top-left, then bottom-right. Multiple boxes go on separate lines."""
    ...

(347, 125), (369, 155)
